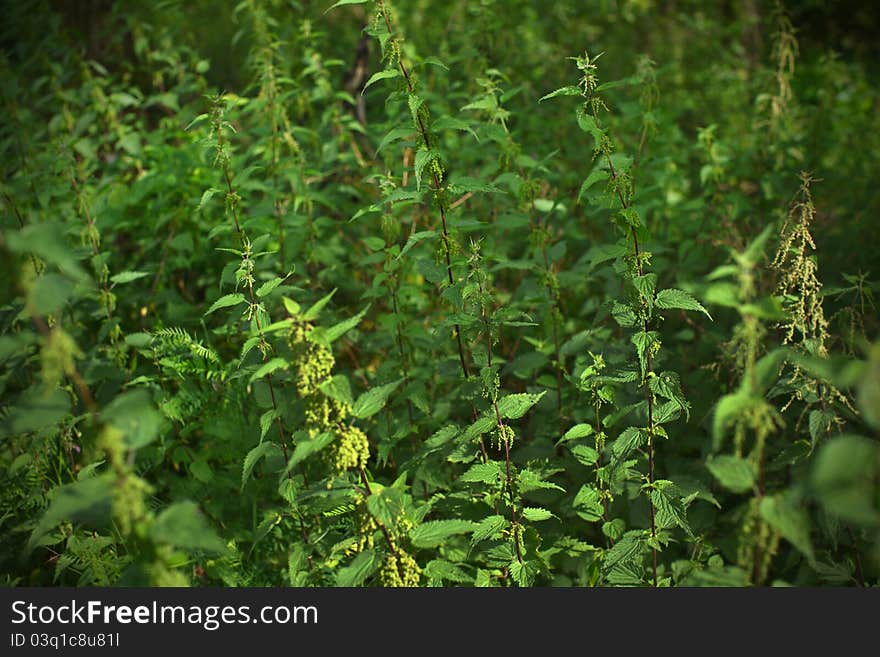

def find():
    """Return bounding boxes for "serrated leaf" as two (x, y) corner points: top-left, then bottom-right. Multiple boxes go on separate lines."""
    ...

(655, 288), (712, 319)
(366, 487), (405, 527)
(325, 0), (368, 12)
(471, 515), (507, 545)
(578, 168), (610, 203)
(319, 375), (354, 407)
(302, 289), (336, 321)
(205, 293), (246, 315)
(539, 85), (582, 101)
(197, 187), (220, 211)
(362, 68), (400, 93)
(336, 549), (378, 586)
(463, 415), (497, 442)
(352, 379), (402, 419)
(706, 455), (755, 493)
(256, 277), (284, 298)
(241, 441), (280, 490)
(560, 423), (594, 443)
(573, 485), (604, 522)
(496, 391), (546, 419)
(522, 507), (554, 522)
(759, 494), (815, 564)
(397, 230), (436, 260)
(287, 432), (336, 472)
(460, 461), (503, 484)
(259, 409), (279, 441)
(410, 520), (477, 548)
(316, 305), (369, 343)
(651, 480), (694, 538)
(150, 502), (227, 553)
(110, 270), (149, 285)
(611, 427), (647, 465)
(414, 147), (435, 192)
(249, 357), (288, 383)
(571, 444), (599, 467)
(631, 331), (660, 380)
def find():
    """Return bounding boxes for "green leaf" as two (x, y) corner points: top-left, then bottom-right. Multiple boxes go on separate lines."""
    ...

(712, 391), (754, 450)
(539, 85), (582, 101)
(559, 423), (594, 444)
(241, 442), (280, 490)
(414, 147), (435, 192)
(102, 390), (161, 450)
(571, 444), (599, 467)
(471, 515), (507, 545)
(496, 391), (546, 419)
(655, 288), (712, 319)
(314, 305), (369, 344)
(150, 501), (227, 553)
(336, 549), (378, 586)
(249, 357), (288, 383)
(810, 434), (879, 527)
(110, 270), (150, 285)
(576, 108), (604, 147)
(376, 127), (414, 155)
(650, 480), (694, 537)
(631, 331), (660, 380)
(302, 289), (336, 321)
(256, 277), (284, 298)
(397, 230), (436, 260)
(462, 415), (497, 442)
(573, 485), (604, 522)
(522, 507), (554, 522)
(29, 475), (114, 550)
(611, 427), (647, 465)
(325, 0), (368, 12)
(362, 68), (400, 93)
(29, 274), (74, 315)
(410, 519), (478, 548)
(425, 560), (471, 584)
(578, 168), (610, 203)
(319, 375), (354, 407)
(460, 461), (503, 484)
(706, 455), (755, 494)
(351, 379), (402, 419)
(259, 409), (279, 441)
(286, 433), (336, 472)
(197, 187), (220, 212)
(366, 487), (405, 527)
(759, 494), (815, 564)
(205, 293), (246, 315)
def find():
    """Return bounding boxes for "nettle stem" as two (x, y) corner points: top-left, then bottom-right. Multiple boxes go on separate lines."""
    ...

(358, 466), (406, 580)
(589, 81), (659, 588)
(479, 275), (523, 564)
(213, 101), (289, 469)
(376, 0), (471, 381)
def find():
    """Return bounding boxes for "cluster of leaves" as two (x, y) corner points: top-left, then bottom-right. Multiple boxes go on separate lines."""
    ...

(1, 0), (878, 587)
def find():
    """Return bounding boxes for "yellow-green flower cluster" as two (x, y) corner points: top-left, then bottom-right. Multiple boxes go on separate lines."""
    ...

(378, 550), (421, 587)
(345, 505), (379, 556)
(288, 322), (335, 396)
(331, 424), (369, 472)
(303, 394), (351, 437)
(737, 497), (780, 585)
(493, 424), (515, 450)
(288, 317), (371, 473)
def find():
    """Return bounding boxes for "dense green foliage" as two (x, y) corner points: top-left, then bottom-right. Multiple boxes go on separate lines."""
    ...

(1, 0), (878, 587)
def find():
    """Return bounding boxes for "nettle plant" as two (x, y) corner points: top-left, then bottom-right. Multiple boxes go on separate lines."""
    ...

(543, 52), (712, 586)
(1, 0), (878, 587)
